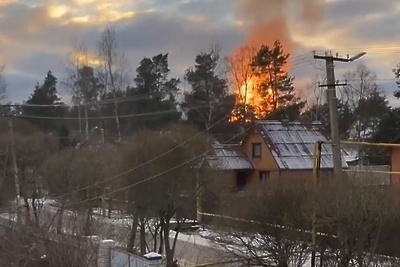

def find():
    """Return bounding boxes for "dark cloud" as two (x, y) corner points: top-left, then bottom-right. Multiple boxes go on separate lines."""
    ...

(116, 11), (243, 76)
(324, 0), (397, 29)
(0, 0), (399, 106)
(5, 72), (39, 102)
(348, 14), (400, 44)
(14, 52), (65, 78)
(176, 0), (234, 21)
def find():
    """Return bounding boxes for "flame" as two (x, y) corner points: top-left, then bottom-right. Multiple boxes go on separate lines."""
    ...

(230, 77), (275, 123)
(228, 0), (323, 123)
(228, 46), (276, 123)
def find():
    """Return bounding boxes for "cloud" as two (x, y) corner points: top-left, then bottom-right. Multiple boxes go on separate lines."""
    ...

(0, 0), (245, 102)
(0, 0), (399, 107)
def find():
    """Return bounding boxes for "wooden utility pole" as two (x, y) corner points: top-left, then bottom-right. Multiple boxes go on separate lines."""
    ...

(8, 112), (20, 217)
(313, 51), (366, 175)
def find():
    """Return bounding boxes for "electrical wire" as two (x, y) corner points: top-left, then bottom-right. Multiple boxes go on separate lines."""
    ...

(50, 114), (231, 201)
(11, 100), (235, 120)
(4, 92), (170, 108)
(63, 122), (255, 209)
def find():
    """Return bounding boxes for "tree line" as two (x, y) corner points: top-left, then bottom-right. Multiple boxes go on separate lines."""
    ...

(1, 25), (400, 266)
(7, 27), (400, 164)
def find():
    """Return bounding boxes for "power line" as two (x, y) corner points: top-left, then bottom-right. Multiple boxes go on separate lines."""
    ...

(61, 107), (285, 209)
(50, 114), (231, 202)
(5, 92), (167, 108)
(10, 101), (235, 120)
(64, 123), (255, 209)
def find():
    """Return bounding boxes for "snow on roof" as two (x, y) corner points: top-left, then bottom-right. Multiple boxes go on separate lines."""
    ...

(341, 147), (360, 163)
(144, 252), (162, 260)
(255, 120), (348, 170)
(207, 144), (254, 170)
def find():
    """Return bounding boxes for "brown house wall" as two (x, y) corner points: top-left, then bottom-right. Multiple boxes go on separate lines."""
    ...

(224, 126), (334, 190)
(391, 146), (400, 187)
(242, 127), (279, 171)
(227, 169), (334, 189)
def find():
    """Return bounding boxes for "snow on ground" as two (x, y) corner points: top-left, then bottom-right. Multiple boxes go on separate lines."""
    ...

(3, 201), (400, 266)
(169, 229), (211, 248)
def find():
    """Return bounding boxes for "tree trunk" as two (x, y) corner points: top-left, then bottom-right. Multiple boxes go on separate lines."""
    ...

(57, 203), (65, 234)
(158, 218), (164, 254)
(78, 104), (82, 134)
(109, 63), (122, 142)
(84, 105), (89, 141)
(127, 210), (139, 253)
(83, 207), (92, 236)
(31, 196), (39, 227)
(107, 197), (112, 218)
(163, 217), (174, 267)
(140, 214), (146, 255)
(23, 195), (30, 224)
(113, 98), (121, 142)
(153, 222), (159, 253)
(319, 247), (325, 267)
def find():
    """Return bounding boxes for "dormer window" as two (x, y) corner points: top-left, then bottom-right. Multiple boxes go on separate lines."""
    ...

(252, 143), (261, 158)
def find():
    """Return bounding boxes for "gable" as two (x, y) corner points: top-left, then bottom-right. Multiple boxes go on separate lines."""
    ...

(242, 126), (279, 171)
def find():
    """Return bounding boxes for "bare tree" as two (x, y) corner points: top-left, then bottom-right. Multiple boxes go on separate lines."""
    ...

(227, 46), (257, 123)
(13, 126), (59, 225)
(0, 65), (7, 104)
(342, 63), (378, 140)
(212, 179), (312, 267)
(0, 205), (102, 267)
(97, 26), (129, 142)
(316, 177), (400, 267)
(63, 43), (101, 141)
(121, 124), (212, 266)
(302, 73), (327, 122)
(341, 63), (388, 164)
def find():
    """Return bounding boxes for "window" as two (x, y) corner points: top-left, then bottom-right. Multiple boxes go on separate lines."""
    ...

(259, 171), (269, 182)
(252, 143), (262, 158)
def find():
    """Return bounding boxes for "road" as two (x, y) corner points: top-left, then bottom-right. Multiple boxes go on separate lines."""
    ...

(39, 203), (221, 265)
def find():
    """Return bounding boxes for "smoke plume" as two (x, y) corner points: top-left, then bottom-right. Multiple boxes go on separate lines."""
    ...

(234, 0), (323, 55)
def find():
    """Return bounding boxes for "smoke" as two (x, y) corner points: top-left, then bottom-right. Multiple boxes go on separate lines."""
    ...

(234, 0), (323, 55)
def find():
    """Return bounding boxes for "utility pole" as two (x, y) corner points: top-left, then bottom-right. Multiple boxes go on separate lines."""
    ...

(8, 110), (20, 219)
(314, 51), (366, 175)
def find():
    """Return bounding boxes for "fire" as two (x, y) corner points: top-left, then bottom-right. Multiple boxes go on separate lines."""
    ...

(230, 77), (275, 123)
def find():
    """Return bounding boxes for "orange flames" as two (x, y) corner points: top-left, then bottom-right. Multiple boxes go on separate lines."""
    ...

(228, 46), (276, 123)
(229, 0), (323, 123)
(230, 78), (275, 122)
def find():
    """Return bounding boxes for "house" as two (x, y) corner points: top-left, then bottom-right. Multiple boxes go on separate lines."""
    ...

(390, 138), (400, 187)
(341, 147), (360, 166)
(207, 120), (348, 190)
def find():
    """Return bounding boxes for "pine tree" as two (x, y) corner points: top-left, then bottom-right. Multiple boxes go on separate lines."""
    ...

(182, 47), (233, 132)
(252, 41), (305, 120)
(22, 71), (66, 133)
(126, 53), (181, 130)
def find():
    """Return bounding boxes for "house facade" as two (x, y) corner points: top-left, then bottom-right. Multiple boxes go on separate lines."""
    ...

(390, 140), (400, 186)
(208, 120), (348, 190)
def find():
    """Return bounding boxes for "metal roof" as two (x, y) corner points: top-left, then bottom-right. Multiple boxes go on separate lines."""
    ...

(255, 120), (348, 170)
(207, 144), (254, 170)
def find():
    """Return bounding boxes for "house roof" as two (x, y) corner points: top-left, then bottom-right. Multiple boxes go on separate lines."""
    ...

(207, 144), (254, 170)
(341, 147), (360, 163)
(255, 120), (348, 170)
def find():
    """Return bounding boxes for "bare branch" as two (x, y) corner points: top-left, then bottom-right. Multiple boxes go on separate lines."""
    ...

(0, 65), (7, 104)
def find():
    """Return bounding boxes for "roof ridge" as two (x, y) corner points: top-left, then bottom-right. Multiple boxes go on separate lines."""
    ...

(254, 120), (322, 125)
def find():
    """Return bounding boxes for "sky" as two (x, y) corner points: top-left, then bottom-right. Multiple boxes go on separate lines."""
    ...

(0, 0), (399, 105)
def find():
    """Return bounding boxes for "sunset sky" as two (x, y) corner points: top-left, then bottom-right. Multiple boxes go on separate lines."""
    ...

(0, 0), (399, 105)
